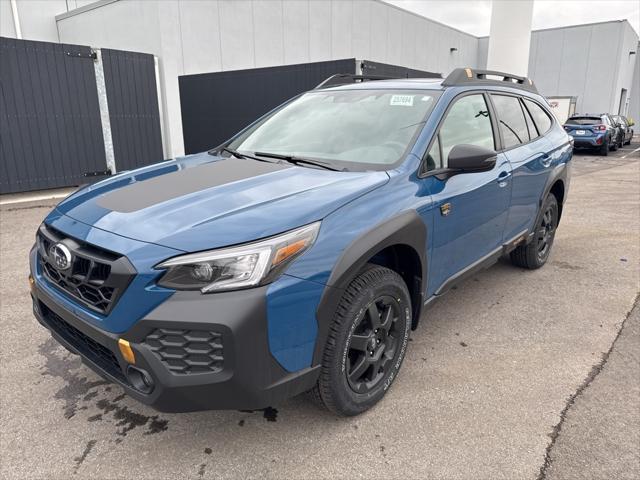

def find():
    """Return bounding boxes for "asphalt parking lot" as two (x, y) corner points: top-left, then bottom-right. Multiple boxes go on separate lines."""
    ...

(1, 145), (639, 479)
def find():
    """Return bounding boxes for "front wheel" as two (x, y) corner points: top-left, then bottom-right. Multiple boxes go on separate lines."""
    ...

(510, 193), (559, 269)
(311, 265), (411, 416)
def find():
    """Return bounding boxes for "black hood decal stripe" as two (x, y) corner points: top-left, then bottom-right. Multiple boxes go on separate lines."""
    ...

(97, 158), (290, 213)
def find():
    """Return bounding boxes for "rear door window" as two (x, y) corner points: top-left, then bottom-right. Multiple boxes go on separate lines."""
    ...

(523, 99), (552, 135)
(491, 95), (530, 148)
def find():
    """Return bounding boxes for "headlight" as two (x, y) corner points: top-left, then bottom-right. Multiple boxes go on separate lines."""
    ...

(155, 222), (320, 293)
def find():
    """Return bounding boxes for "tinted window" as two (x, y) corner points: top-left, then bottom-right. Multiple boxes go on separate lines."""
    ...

(523, 99), (552, 134)
(566, 116), (602, 125)
(521, 100), (538, 138)
(426, 94), (494, 170)
(425, 136), (442, 171)
(492, 95), (529, 148)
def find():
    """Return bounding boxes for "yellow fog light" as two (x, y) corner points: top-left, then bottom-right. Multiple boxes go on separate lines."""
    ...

(118, 339), (136, 364)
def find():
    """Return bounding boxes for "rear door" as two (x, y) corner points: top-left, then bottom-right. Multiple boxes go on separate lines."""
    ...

(490, 94), (554, 240)
(420, 92), (512, 296)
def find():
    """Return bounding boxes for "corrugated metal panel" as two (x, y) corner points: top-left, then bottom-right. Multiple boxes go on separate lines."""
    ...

(101, 48), (163, 171)
(0, 37), (107, 193)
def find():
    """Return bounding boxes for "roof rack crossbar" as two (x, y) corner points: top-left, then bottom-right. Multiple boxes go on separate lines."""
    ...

(442, 68), (538, 93)
(314, 73), (394, 89)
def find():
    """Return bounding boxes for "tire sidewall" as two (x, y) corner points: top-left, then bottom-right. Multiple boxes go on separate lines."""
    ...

(331, 273), (411, 414)
(534, 194), (559, 266)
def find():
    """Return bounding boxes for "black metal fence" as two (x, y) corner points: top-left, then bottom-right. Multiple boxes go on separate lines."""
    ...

(0, 37), (164, 194)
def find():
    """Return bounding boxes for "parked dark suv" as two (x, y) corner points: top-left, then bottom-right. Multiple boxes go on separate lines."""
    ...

(564, 113), (622, 155)
(30, 68), (572, 416)
(612, 115), (634, 146)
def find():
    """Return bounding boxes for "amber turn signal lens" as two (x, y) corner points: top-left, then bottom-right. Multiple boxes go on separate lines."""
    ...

(28, 275), (35, 290)
(118, 339), (136, 365)
(272, 239), (307, 266)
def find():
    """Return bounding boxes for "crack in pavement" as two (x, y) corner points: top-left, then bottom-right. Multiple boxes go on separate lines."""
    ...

(537, 294), (640, 480)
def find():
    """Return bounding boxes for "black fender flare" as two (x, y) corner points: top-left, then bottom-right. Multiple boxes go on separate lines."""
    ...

(312, 211), (427, 365)
(528, 161), (568, 243)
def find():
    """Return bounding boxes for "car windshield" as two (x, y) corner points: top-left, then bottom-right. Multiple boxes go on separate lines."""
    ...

(227, 89), (440, 170)
(566, 116), (602, 125)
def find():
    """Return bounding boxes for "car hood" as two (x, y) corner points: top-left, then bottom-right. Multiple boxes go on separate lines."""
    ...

(55, 153), (389, 252)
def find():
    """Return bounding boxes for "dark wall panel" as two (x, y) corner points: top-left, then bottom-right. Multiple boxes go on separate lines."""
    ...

(179, 58), (357, 154)
(0, 37), (107, 194)
(360, 60), (442, 79)
(101, 48), (163, 171)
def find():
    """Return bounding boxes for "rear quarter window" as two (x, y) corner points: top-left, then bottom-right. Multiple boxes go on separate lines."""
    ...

(523, 99), (552, 134)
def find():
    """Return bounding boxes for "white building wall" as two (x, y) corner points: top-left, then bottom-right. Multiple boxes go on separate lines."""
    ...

(478, 20), (639, 116)
(629, 43), (640, 124)
(51, 0), (478, 158)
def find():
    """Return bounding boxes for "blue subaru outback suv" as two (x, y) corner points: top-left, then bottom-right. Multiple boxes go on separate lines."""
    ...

(30, 68), (572, 416)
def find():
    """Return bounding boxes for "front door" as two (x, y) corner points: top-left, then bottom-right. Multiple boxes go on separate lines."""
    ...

(420, 92), (512, 297)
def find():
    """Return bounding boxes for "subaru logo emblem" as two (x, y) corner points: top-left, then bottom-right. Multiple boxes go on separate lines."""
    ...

(49, 243), (72, 271)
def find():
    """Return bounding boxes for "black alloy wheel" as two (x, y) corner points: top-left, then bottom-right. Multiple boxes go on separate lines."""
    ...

(346, 295), (402, 394)
(536, 202), (557, 263)
(311, 264), (411, 416)
(509, 193), (559, 269)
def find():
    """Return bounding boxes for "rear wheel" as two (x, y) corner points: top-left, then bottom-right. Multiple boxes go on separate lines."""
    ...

(598, 140), (609, 156)
(510, 193), (559, 269)
(311, 265), (411, 416)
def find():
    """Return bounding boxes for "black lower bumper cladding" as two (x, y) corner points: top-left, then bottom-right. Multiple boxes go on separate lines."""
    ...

(32, 281), (319, 412)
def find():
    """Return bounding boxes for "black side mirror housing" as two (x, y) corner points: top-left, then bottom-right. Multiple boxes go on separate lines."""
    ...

(447, 144), (497, 173)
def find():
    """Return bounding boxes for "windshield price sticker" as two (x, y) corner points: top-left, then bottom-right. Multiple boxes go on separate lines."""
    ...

(390, 95), (414, 107)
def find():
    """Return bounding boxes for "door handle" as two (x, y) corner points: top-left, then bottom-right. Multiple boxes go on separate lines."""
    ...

(497, 170), (511, 187)
(541, 154), (552, 168)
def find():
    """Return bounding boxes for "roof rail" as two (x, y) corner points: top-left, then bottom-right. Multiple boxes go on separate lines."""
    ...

(314, 73), (394, 89)
(442, 68), (538, 93)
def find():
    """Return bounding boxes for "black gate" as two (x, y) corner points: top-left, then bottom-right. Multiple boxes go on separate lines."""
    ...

(101, 48), (164, 172)
(0, 37), (107, 193)
(0, 37), (164, 194)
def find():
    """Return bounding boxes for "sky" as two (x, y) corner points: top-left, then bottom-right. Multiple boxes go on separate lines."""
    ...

(385, 0), (640, 37)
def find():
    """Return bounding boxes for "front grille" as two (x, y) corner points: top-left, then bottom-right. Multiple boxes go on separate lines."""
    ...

(144, 328), (224, 375)
(39, 302), (126, 383)
(36, 224), (135, 314)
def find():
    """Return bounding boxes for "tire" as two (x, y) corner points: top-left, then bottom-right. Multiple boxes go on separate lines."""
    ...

(510, 193), (559, 270)
(598, 141), (609, 156)
(610, 136), (618, 151)
(311, 264), (412, 416)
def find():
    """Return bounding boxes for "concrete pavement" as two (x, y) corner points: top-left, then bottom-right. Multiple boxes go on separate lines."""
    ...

(1, 147), (638, 479)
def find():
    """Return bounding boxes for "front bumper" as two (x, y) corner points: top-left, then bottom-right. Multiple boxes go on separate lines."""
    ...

(31, 256), (320, 412)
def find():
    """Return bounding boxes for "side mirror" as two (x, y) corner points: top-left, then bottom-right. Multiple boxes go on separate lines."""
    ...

(447, 144), (497, 173)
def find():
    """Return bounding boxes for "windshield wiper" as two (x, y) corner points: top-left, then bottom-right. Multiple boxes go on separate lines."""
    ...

(253, 151), (342, 171)
(210, 147), (276, 164)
